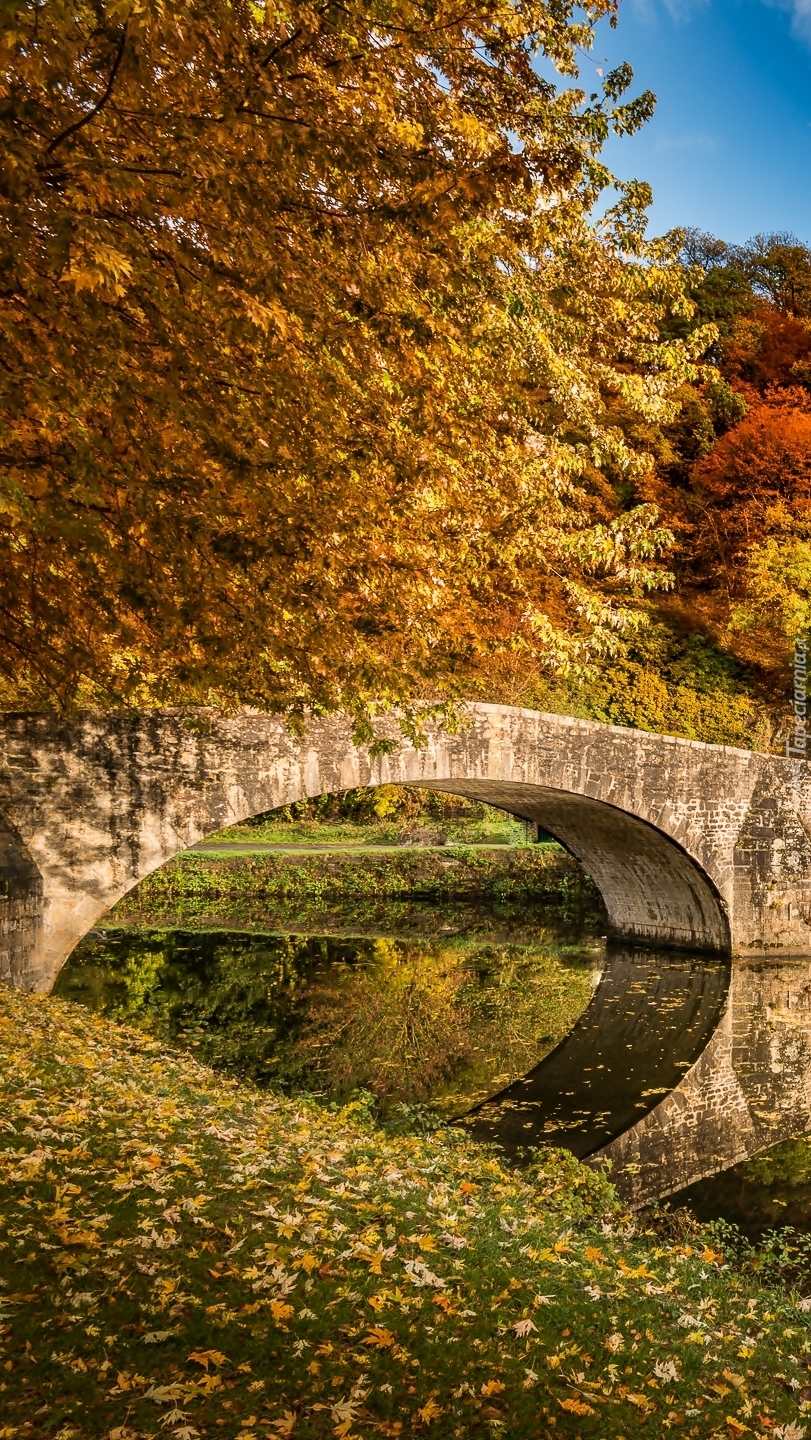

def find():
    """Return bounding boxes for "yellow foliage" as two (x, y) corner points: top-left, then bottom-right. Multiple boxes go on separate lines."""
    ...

(0, 0), (700, 721)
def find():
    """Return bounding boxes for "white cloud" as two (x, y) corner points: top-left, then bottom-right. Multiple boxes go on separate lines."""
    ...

(788, 1), (811, 41)
(631, 0), (811, 46)
(654, 131), (720, 153)
(661, 0), (709, 14)
(628, 0), (708, 18)
(763, 0), (811, 42)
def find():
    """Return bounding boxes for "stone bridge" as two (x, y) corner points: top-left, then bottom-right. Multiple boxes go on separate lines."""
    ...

(2, 703), (811, 996)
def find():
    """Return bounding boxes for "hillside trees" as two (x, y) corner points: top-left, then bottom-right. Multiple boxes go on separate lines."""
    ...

(676, 237), (811, 652)
(488, 232), (811, 749)
(0, 0), (705, 728)
(631, 235), (811, 740)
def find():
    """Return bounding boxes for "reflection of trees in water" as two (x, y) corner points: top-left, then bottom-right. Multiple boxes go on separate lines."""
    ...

(56, 928), (596, 1116)
(673, 1134), (811, 1236)
(295, 939), (598, 1115)
(293, 939), (471, 1107)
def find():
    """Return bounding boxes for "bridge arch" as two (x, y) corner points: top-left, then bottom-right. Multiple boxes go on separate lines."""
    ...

(0, 701), (809, 991)
(416, 778), (730, 954)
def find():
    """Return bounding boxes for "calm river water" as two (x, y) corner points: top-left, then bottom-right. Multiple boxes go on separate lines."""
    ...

(54, 898), (811, 1235)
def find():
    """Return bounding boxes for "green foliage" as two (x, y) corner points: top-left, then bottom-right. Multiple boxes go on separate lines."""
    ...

(668, 1135), (811, 1240)
(675, 229), (757, 352)
(747, 1138), (811, 1190)
(243, 788), (508, 832)
(740, 232), (811, 317)
(486, 619), (770, 748)
(733, 537), (811, 641)
(113, 844), (601, 909)
(97, 893), (601, 952)
(576, 625), (767, 745)
(678, 228), (811, 334)
(645, 376), (749, 490)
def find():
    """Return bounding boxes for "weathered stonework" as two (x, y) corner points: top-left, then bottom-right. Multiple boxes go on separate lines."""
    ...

(594, 956), (811, 1203)
(1, 703), (811, 991)
(0, 813), (42, 989)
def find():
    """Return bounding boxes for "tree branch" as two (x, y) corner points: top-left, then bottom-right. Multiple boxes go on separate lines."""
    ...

(259, 26), (304, 70)
(44, 26), (128, 157)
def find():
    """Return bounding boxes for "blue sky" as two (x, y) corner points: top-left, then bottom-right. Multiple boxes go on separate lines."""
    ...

(585, 0), (811, 244)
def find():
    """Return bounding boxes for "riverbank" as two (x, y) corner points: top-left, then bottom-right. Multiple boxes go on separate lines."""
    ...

(209, 796), (530, 849)
(1, 988), (810, 1439)
(113, 844), (599, 912)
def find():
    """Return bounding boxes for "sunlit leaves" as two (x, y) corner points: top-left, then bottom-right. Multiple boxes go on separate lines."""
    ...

(0, 0), (702, 723)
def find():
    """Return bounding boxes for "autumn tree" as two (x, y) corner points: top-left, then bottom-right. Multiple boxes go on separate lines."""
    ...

(672, 388), (811, 651)
(690, 390), (811, 579)
(0, 0), (703, 729)
(659, 236), (811, 653)
(675, 231), (811, 393)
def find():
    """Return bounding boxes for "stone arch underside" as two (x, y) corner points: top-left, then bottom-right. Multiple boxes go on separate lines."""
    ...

(417, 780), (730, 954)
(72, 771), (731, 961)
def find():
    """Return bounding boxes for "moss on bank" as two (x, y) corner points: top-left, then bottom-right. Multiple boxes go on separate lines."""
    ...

(1, 989), (811, 1438)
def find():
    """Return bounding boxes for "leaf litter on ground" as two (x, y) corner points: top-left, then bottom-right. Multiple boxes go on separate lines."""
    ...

(0, 989), (809, 1438)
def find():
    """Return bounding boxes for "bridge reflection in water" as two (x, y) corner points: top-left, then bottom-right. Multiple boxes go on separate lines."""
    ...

(463, 948), (729, 1162)
(467, 949), (811, 1209)
(597, 955), (811, 1204)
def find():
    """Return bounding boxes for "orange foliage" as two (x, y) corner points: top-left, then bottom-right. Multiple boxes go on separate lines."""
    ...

(721, 302), (811, 392)
(690, 391), (811, 585)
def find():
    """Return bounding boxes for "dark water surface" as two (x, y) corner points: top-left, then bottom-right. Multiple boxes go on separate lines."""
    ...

(669, 1155), (811, 1237)
(666, 1141), (811, 1238)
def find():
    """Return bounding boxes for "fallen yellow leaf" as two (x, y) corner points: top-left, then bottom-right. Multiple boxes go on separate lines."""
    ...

(417, 1398), (443, 1424)
(364, 1327), (396, 1349)
(722, 1370), (746, 1390)
(187, 1349), (228, 1371)
(560, 1398), (594, 1416)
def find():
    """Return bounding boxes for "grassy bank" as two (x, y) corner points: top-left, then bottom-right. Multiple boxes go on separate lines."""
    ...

(213, 792), (531, 850)
(211, 817), (530, 849)
(1, 989), (811, 1439)
(114, 846), (597, 912)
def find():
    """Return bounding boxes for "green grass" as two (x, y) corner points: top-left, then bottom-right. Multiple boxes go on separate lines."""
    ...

(210, 818), (532, 849)
(2, 989), (811, 1439)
